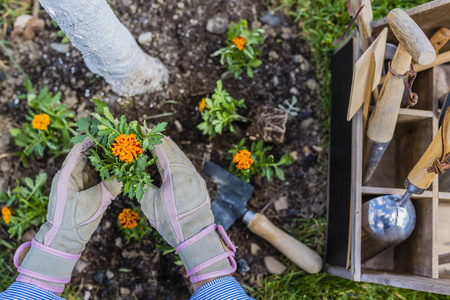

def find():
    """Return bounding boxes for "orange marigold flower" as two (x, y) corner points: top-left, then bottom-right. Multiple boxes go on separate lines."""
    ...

(111, 133), (144, 163)
(199, 98), (207, 113)
(32, 113), (50, 130)
(118, 208), (140, 229)
(233, 36), (246, 51)
(2, 206), (12, 224)
(233, 149), (253, 170)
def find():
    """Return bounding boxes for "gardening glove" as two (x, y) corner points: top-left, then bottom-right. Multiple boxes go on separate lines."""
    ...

(13, 138), (122, 294)
(141, 137), (237, 283)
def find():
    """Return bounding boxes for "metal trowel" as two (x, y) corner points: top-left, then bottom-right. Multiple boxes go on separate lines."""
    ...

(203, 160), (323, 274)
(362, 91), (450, 262)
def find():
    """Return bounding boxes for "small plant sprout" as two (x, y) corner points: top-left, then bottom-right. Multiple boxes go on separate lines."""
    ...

(229, 138), (293, 182)
(197, 80), (247, 138)
(211, 19), (265, 78)
(278, 96), (301, 118)
(10, 79), (77, 166)
(0, 173), (49, 240)
(72, 99), (167, 201)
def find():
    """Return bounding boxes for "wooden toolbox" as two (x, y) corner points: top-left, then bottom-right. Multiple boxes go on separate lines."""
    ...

(325, 0), (450, 294)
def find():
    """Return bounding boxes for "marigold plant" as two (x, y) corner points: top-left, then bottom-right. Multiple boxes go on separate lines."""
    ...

(0, 173), (48, 240)
(10, 79), (77, 166)
(197, 80), (247, 138)
(72, 99), (166, 201)
(118, 205), (153, 245)
(211, 19), (265, 78)
(229, 139), (293, 182)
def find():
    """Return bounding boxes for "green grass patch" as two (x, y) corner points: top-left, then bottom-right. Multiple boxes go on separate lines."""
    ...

(0, 0), (32, 36)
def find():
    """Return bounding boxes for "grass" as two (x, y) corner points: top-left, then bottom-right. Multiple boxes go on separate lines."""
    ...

(246, 217), (450, 299)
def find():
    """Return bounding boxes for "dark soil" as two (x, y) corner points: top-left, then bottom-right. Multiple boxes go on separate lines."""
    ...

(0, 0), (327, 299)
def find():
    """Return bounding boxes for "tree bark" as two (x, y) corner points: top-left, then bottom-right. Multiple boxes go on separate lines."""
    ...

(40, 0), (168, 96)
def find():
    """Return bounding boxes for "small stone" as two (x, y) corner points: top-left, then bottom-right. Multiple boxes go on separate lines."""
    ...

(174, 120), (183, 132)
(115, 237), (122, 248)
(290, 151), (298, 162)
(260, 13), (281, 27)
(289, 87), (300, 95)
(274, 196), (289, 211)
(0, 159), (11, 173)
(138, 32), (153, 45)
(268, 50), (279, 60)
(281, 27), (292, 39)
(301, 118), (314, 129)
(122, 250), (139, 259)
(93, 270), (104, 283)
(250, 243), (261, 255)
(21, 229), (36, 242)
(272, 75), (279, 86)
(106, 270), (115, 280)
(294, 54), (310, 72)
(305, 79), (318, 91)
(237, 258), (250, 273)
(122, 0), (132, 5)
(177, 2), (185, 9)
(120, 287), (131, 295)
(312, 145), (323, 153)
(130, 4), (137, 14)
(206, 13), (229, 34)
(50, 43), (70, 54)
(75, 260), (88, 273)
(303, 146), (311, 155)
(14, 14), (32, 29)
(263, 256), (287, 274)
(83, 290), (91, 300)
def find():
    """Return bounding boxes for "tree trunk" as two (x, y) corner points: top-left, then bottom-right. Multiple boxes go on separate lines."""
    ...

(40, 0), (168, 96)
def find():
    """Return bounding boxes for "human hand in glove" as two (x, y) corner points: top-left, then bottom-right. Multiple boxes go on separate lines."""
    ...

(140, 136), (237, 288)
(13, 138), (122, 294)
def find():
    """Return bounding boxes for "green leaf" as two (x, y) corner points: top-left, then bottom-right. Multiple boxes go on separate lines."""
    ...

(249, 59), (262, 68)
(77, 118), (90, 134)
(150, 122), (167, 135)
(9, 128), (22, 137)
(92, 99), (108, 114)
(274, 166), (285, 180)
(246, 66), (254, 78)
(103, 106), (115, 125)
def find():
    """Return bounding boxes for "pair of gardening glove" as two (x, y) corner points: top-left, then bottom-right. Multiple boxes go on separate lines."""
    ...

(14, 136), (236, 294)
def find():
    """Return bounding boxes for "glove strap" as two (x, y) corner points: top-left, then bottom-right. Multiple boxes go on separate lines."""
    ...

(14, 239), (80, 293)
(176, 224), (237, 283)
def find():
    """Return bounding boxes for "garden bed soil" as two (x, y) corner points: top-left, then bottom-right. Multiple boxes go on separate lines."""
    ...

(0, 0), (327, 299)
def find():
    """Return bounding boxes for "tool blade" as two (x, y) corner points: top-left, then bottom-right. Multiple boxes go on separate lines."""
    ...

(203, 160), (254, 230)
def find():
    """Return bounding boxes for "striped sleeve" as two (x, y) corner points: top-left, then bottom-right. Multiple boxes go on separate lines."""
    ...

(190, 277), (254, 300)
(0, 282), (65, 300)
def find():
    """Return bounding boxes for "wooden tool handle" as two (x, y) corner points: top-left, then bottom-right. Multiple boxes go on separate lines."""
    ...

(407, 121), (450, 190)
(247, 213), (323, 274)
(349, 0), (373, 50)
(366, 45), (411, 143)
(430, 27), (450, 53)
(387, 8), (436, 65)
(413, 51), (450, 73)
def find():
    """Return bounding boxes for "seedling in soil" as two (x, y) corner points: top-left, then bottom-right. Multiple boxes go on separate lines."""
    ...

(228, 138), (293, 182)
(0, 173), (48, 240)
(72, 99), (167, 201)
(10, 78), (77, 166)
(211, 19), (265, 78)
(278, 96), (300, 118)
(118, 205), (153, 245)
(197, 80), (247, 138)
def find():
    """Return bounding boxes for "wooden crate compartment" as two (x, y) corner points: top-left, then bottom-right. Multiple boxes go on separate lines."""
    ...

(326, 1), (450, 293)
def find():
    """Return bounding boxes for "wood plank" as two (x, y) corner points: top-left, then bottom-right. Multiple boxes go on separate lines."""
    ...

(361, 269), (450, 294)
(439, 192), (450, 200)
(372, 0), (450, 53)
(397, 108), (434, 125)
(326, 265), (355, 281)
(395, 198), (434, 278)
(361, 186), (434, 198)
(432, 116), (439, 279)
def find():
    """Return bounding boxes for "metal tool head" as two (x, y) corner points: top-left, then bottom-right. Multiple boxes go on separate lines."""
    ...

(363, 194), (416, 244)
(203, 160), (254, 230)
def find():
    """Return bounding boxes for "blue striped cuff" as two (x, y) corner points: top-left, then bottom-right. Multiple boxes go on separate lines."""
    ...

(0, 282), (64, 300)
(190, 276), (254, 300)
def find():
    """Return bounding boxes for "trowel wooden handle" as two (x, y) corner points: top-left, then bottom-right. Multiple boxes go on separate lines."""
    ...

(349, 0), (373, 50)
(407, 123), (450, 190)
(246, 213), (323, 273)
(430, 27), (450, 53)
(366, 9), (435, 144)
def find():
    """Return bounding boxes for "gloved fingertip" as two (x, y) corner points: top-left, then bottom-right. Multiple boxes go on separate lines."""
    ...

(102, 178), (123, 197)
